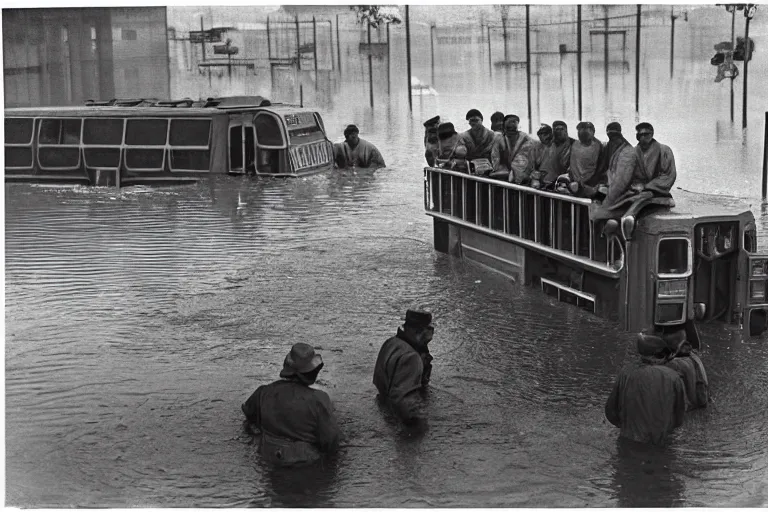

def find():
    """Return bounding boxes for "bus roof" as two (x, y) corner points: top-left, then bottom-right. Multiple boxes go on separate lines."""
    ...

(642, 188), (755, 230)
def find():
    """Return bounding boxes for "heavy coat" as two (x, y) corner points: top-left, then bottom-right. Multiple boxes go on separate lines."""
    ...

(459, 125), (498, 161)
(666, 353), (709, 410)
(334, 138), (386, 169)
(605, 358), (686, 446)
(373, 329), (432, 423)
(242, 379), (340, 465)
(633, 139), (676, 196)
(491, 131), (536, 183)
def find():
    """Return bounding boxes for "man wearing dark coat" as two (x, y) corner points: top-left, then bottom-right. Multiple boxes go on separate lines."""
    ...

(605, 333), (686, 446)
(663, 330), (709, 411)
(373, 309), (435, 425)
(242, 343), (341, 466)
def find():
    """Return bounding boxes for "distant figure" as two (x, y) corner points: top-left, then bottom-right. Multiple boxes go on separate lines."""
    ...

(334, 124), (386, 170)
(564, 121), (605, 197)
(663, 330), (709, 411)
(605, 334), (686, 446)
(458, 109), (498, 162)
(490, 111), (506, 134)
(373, 309), (435, 425)
(490, 114), (536, 183)
(633, 122), (676, 198)
(242, 343), (341, 466)
(423, 115), (441, 167)
(535, 120), (574, 189)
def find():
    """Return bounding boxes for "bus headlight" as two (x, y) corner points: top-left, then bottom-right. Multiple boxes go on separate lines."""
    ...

(750, 281), (766, 301)
(751, 261), (767, 277)
(658, 279), (687, 298)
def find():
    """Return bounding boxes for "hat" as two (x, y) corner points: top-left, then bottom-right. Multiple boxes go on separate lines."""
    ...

(504, 114), (520, 123)
(279, 342), (324, 378)
(636, 333), (668, 356)
(662, 330), (688, 351)
(537, 123), (552, 135)
(438, 121), (457, 138)
(635, 122), (654, 133)
(466, 109), (483, 121)
(490, 111), (505, 123)
(404, 309), (433, 329)
(343, 124), (359, 138)
(423, 115), (441, 128)
(553, 120), (567, 130)
(576, 121), (595, 131)
(606, 122), (622, 134)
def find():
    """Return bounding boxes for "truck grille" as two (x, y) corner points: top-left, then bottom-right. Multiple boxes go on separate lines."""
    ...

(289, 141), (333, 172)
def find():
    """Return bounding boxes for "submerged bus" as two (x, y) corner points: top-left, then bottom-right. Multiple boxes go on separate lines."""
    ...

(4, 96), (334, 187)
(424, 166), (768, 342)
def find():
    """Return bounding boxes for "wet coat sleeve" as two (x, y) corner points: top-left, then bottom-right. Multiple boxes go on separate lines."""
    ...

(509, 134), (535, 184)
(241, 386), (263, 427)
(390, 351), (426, 423)
(603, 145), (637, 207)
(644, 144), (676, 196)
(491, 137), (507, 174)
(313, 391), (341, 454)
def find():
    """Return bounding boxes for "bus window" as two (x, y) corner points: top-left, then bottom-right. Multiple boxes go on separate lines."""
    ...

(83, 118), (124, 169)
(254, 114), (285, 147)
(5, 118), (34, 144)
(125, 118), (167, 170)
(658, 238), (689, 275)
(38, 118), (82, 169)
(229, 125), (243, 172)
(169, 119), (211, 171)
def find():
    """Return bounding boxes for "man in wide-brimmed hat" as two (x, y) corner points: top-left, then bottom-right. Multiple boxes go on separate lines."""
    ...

(604, 333), (686, 446)
(242, 342), (340, 466)
(373, 309), (435, 425)
(662, 330), (709, 410)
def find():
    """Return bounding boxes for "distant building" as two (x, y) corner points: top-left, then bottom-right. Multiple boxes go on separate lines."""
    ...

(3, 7), (170, 107)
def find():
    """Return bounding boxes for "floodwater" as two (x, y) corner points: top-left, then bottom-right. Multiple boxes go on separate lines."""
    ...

(5, 5), (768, 508)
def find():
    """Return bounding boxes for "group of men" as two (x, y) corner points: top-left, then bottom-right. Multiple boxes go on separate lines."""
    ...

(423, 109), (677, 211)
(242, 308), (707, 468)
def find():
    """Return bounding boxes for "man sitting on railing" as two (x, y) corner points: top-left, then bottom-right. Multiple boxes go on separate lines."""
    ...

(531, 120), (574, 190)
(558, 121), (606, 198)
(528, 124), (553, 183)
(433, 122), (466, 170)
(600, 122), (636, 209)
(490, 114), (536, 183)
(458, 109), (498, 163)
(334, 124), (386, 170)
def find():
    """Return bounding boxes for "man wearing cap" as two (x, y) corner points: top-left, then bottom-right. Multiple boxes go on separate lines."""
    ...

(529, 124), (554, 187)
(436, 122), (462, 165)
(633, 122), (676, 197)
(534, 120), (574, 189)
(490, 114), (536, 183)
(373, 309), (435, 425)
(333, 124), (386, 170)
(605, 334), (686, 446)
(600, 122), (638, 208)
(663, 330), (709, 410)
(458, 109), (498, 163)
(564, 121), (605, 197)
(490, 111), (506, 134)
(423, 115), (441, 167)
(242, 342), (341, 466)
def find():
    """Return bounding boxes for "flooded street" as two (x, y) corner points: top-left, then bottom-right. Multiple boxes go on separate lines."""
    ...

(5, 4), (768, 508)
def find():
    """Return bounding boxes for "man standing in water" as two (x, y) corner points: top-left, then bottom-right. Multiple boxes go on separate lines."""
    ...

(242, 343), (341, 466)
(334, 124), (386, 170)
(663, 330), (709, 410)
(605, 333), (686, 446)
(373, 309), (435, 425)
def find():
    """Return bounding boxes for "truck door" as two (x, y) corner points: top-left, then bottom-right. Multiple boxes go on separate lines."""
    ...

(745, 255), (768, 336)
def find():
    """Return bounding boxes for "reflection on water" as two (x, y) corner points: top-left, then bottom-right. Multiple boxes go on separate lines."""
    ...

(5, 6), (768, 507)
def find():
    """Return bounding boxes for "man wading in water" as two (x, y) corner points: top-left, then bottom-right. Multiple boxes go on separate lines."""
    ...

(242, 343), (340, 466)
(373, 309), (435, 425)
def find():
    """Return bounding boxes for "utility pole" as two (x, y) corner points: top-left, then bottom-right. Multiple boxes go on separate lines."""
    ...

(635, 5), (641, 118)
(430, 24), (435, 86)
(336, 14), (342, 75)
(742, 7), (752, 140)
(295, 15), (301, 71)
(368, 22), (374, 108)
(670, 7), (677, 78)
(406, 5), (412, 112)
(730, 6), (735, 123)
(577, 5), (582, 121)
(200, 17), (206, 62)
(526, 5), (532, 134)
(313, 16), (318, 89)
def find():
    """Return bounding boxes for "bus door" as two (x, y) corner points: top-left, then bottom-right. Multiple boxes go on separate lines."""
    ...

(228, 115), (256, 175)
(744, 255), (768, 336)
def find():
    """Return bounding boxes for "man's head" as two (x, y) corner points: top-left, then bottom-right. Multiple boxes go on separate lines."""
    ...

(344, 124), (360, 148)
(466, 109), (484, 130)
(490, 111), (505, 133)
(636, 333), (672, 359)
(424, 116), (441, 144)
(280, 342), (324, 385)
(552, 120), (568, 144)
(503, 114), (520, 135)
(635, 122), (655, 150)
(606, 121), (622, 140)
(576, 121), (595, 143)
(537, 124), (553, 145)
(402, 308), (434, 352)
(662, 329), (690, 356)
(438, 122), (457, 140)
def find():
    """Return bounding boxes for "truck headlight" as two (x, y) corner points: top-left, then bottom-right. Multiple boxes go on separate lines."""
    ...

(750, 281), (766, 301)
(658, 279), (687, 298)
